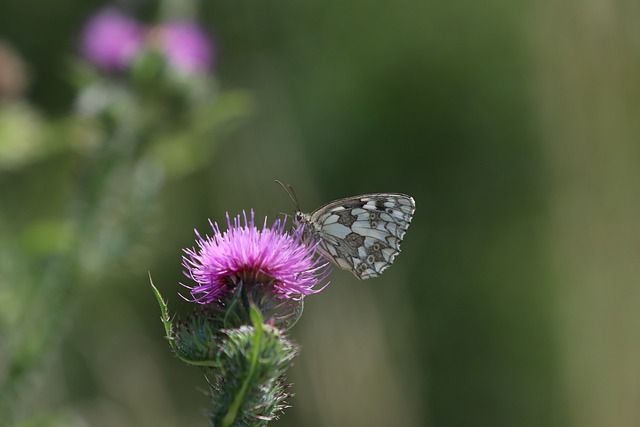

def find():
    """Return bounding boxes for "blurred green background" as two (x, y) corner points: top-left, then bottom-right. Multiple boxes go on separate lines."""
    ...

(1, 0), (639, 426)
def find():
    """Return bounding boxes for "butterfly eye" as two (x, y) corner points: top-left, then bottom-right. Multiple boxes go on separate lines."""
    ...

(294, 212), (303, 222)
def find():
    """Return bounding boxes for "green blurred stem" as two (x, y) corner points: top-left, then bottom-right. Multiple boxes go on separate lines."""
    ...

(1, 120), (140, 417)
(220, 306), (265, 427)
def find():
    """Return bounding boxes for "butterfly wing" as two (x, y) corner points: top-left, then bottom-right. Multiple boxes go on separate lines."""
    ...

(307, 193), (415, 279)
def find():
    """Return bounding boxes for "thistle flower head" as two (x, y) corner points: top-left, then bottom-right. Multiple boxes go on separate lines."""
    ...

(81, 9), (213, 75)
(80, 8), (143, 71)
(182, 211), (330, 304)
(155, 22), (214, 74)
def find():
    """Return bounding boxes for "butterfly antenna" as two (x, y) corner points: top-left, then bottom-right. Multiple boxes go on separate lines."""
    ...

(274, 179), (301, 212)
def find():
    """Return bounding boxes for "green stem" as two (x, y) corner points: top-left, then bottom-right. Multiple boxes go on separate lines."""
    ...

(0, 128), (131, 418)
(220, 307), (264, 427)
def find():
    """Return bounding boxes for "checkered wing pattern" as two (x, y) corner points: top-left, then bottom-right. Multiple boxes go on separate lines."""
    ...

(296, 193), (415, 279)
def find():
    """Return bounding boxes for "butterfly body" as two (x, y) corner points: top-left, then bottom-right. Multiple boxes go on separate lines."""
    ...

(294, 193), (415, 279)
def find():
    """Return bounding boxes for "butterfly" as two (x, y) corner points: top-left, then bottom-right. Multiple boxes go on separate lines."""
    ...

(276, 181), (416, 279)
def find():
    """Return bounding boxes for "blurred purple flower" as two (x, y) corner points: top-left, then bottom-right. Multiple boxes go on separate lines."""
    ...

(81, 8), (143, 70)
(182, 211), (330, 304)
(156, 22), (214, 74)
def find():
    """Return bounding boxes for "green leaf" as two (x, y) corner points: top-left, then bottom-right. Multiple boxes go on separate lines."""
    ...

(220, 305), (266, 427)
(149, 273), (175, 351)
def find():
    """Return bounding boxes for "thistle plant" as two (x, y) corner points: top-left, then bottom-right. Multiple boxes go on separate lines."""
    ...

(153, 210), (331, 426)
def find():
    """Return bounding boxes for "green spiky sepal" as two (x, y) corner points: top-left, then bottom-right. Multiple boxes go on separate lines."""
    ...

(151, 278), (298, 427)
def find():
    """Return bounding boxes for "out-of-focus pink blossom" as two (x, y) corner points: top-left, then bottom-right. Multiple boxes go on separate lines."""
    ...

(81, 8), (143, 71)
(156, 22), (214, 74)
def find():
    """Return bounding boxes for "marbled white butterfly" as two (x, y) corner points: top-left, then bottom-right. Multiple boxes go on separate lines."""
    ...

(277, 182), (416, 279)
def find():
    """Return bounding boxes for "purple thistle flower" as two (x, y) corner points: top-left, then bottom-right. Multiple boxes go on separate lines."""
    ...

(156, 22), (214, 74)
(182, 211), (330, 304)
(80, 8), (143, 71)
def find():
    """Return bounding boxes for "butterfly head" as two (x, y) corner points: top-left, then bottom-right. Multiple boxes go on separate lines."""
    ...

(293, 211), (305, 225)
(275, 180), (307, 226)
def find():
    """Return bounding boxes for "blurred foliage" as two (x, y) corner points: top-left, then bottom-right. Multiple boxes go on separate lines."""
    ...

(1, 0), (639, 426)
